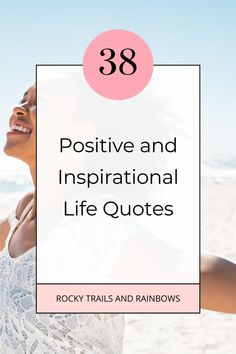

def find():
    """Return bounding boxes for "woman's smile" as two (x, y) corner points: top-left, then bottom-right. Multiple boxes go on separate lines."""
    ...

(10, 122), (32, 133)
(7, 121), (32, 136)
(6, 122), (32, 136)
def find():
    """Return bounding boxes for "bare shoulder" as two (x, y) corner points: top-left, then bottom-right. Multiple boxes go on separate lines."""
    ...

(0, 192), (34, 251)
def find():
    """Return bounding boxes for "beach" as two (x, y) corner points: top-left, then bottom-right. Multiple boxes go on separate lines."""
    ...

(123, 180), (236, 353)
(1, 179), (236, 353)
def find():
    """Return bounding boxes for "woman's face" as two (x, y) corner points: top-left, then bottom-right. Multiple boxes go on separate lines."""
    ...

(4, 85), (36, 165)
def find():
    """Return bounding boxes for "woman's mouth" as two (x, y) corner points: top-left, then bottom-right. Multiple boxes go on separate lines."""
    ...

(8, 124), (32, 134)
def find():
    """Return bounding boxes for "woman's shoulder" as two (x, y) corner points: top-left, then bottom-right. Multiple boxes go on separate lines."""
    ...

(0, 192), (34, 250)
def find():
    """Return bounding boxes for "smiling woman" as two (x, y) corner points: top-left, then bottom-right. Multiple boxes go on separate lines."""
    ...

(1, 84), (236, 354)
(0, 85), (124, 354)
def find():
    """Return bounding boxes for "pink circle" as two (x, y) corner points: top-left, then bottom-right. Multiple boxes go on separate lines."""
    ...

(83, 29), (153, 100)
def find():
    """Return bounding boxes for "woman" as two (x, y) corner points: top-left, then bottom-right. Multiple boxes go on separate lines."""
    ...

(1, 85), (236, 353)
(0, 85), (124, 353)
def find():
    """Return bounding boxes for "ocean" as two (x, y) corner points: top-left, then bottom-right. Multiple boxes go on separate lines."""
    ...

(202, 154), (236, 182)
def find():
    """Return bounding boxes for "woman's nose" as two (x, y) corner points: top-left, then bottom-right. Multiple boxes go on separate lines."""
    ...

(13, 103), (28, 116)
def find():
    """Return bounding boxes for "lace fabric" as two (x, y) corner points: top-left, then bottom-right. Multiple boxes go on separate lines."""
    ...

(0, 209), (124, 354)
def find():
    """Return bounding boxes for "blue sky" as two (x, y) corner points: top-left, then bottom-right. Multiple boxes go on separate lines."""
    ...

(0, 0), (235, 158)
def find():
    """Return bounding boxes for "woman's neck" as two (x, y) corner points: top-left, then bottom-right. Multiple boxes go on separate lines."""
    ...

(29, 162), (36, 189)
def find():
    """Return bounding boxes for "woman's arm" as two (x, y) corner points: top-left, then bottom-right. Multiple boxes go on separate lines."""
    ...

(201, 254), (236, 314)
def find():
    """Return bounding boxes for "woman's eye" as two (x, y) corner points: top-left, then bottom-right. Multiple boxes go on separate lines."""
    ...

(18, 99), (29, 106)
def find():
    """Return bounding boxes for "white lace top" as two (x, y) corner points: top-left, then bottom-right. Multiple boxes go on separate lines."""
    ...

(0, 209), (124, 354)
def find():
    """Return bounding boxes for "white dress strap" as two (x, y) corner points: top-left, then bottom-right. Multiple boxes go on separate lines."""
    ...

(5, 209), (19, 247)
(7, 209), (19, 230)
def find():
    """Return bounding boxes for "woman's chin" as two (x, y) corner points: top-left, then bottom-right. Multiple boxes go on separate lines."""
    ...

(3, 145), (35, 167)
(3, 144), (11, 156)
(3, 143), (23, 160)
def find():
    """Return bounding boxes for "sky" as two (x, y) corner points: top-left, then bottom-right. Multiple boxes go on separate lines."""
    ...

(0, 0), (235, 162)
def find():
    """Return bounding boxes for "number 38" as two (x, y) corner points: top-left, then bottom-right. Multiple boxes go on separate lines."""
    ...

(99, 48), (137, 76)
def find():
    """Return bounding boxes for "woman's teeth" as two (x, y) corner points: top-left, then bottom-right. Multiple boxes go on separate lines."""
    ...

(10, 124), (32, 133)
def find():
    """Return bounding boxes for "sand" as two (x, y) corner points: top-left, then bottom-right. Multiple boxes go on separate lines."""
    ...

(1, 180), (236, 353)
(123, 180), (236, 353)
